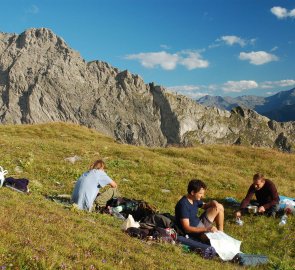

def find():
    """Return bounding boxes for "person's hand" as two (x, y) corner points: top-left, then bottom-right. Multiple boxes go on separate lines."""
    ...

(235, 210), (242, 218)
(207, 226), (218, 233)
(258, 206), (265, 213)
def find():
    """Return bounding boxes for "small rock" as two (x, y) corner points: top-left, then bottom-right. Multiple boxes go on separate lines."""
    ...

(14, 166), (23, 173)
(64, 155), (81, 164)
(161, 189), (171, 193)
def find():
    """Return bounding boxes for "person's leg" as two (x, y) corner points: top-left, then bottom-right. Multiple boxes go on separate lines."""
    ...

(188, 221), (210, 244)
(265, 205), (277, 217)
(94, 187), (121, 208)
(203, 203), (224, 231)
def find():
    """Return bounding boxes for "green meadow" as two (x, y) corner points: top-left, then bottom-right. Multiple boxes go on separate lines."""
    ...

(0, 123), (294, 270)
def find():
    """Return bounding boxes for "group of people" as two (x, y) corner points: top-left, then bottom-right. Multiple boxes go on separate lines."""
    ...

(72, 159), (280, 244)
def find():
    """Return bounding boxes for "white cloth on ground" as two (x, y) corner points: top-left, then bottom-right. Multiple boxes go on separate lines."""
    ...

(121, 214), (140, 231)
(205, 231), (241, 261)
(0, 166), (8, 187)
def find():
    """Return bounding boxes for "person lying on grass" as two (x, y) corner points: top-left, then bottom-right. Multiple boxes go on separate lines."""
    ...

(175, 179), (224, 242)
(71, 159), (120, 211)
(235, 173), (279, 218)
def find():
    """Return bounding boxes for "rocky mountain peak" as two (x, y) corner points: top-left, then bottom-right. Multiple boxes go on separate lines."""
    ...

(1, 28), (295, 152)
(231, 106), (268, 121)
(16, 28), (65, 49)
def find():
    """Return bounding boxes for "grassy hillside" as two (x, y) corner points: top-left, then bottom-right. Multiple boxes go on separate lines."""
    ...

(0, 123), (294, 270)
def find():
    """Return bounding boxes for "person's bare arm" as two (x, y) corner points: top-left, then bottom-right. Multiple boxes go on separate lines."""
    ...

(180, 218), (217, 233)
(109, 180), (117, 188)
(202, 200), (219, 210)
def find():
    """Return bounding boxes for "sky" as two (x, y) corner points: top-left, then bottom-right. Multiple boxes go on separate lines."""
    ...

(0, 0), (295, 99)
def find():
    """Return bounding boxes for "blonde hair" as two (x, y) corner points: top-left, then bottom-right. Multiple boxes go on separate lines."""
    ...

(89, 160), (106, 170)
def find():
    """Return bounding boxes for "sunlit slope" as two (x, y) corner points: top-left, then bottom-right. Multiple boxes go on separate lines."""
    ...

(0, 123), (294, 269)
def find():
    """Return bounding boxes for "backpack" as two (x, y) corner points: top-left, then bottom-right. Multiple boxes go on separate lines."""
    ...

(152, 227), (177, 243)
(4, 177), (30, 193)
(141, 213), (173, 229)
(125, 227), (150, 240)
(106, 197), (157, 221)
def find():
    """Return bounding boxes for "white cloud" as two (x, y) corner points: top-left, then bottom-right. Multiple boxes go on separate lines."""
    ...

(179, 51), (209, 70)
(260, 80), (295, 89)
(278, 80), (295, 87)
(167, 85), (211, 99)
(290, 9), (295, 17)
(26, 5), (39, 14)
(160, 44), (170, 49)
(125, 50), (209, 70)
(271, 6), (288, 18)
(222, 80), (258, 93)
(271, 6), (295, 19)
(167, 79), (295, 98)
(266, 91), (278, 96)
(219, 35), (246, 47)
(270, 46), (278, 52)
(125, 51), (179, 70)
(168, 85), (201, 92)
(169, 81), (261, 96)
(249, 38), (257, 45)
(185, 92), (210, 99)
(208, 43), (221, 49)
(210, 35), (256, 49)
(239, 51), (278, 65)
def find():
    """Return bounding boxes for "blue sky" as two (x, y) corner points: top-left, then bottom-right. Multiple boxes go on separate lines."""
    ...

(1, 0), (295, 98)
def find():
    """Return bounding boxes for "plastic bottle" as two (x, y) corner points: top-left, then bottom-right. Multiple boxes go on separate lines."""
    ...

(236, 217), (244, 226)
(182, 245), (190, 253)
(112, 205), (124, 213)
(279, 214), (287, 226)
(111, 207), (126, 220)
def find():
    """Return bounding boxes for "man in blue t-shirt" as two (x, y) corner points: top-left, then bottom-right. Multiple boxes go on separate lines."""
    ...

(175, 179), (224, 240)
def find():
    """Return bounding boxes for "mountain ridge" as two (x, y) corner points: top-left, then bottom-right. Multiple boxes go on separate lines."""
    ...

(1, 27), (295, 152)
(197, 88), (295, 122)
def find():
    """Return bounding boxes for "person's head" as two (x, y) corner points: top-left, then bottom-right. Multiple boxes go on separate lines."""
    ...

(253, 173), (265, 190)
(187, 179), (207, 200)
(90, 159), (106, 170)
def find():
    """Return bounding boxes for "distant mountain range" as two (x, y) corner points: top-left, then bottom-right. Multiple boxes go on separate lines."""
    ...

(197, 88), (295, 122)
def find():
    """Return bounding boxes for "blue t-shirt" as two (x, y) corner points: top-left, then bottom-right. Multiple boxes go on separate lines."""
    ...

(71, 169), (112, 211)
(175, 196), (204, 232)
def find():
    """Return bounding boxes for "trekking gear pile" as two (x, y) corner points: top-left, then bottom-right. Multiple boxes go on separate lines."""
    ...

(99, 197), (217, 259)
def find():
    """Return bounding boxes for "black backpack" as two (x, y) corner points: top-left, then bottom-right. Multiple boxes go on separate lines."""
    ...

(106, 197), (157, 221)
(4, 177), (29, 193)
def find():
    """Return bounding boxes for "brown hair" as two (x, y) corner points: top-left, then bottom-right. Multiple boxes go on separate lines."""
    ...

(187, 179), (207, 194)
(89, 160), (106, 170)
(253, 173), (265, 181)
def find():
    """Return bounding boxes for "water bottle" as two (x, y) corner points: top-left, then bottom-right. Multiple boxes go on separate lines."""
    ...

(112, 205), (124, 213)
(111, 207), (126, 220)
(279, 214), (287, 226)
(236, 217), (244, 226)
(182, 245), (190, 253)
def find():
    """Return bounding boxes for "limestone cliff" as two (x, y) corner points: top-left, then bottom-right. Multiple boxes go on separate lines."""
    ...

(1, 28), (295, 152)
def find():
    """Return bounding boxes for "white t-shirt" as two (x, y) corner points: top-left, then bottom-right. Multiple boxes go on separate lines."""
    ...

(71, 169), (112, 211)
